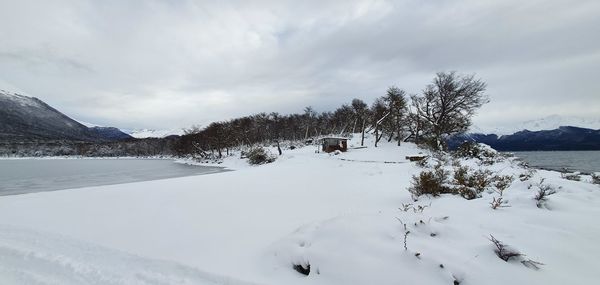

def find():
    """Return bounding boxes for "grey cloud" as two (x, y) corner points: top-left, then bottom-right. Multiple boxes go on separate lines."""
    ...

(0, 0), (598, 129)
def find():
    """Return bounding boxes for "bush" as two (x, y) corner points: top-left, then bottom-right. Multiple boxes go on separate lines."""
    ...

(519, 169), (535, 181)
(561, 173), (581, 181)
(488, 235), (544, 269)
(592, 173), (600, 185)
(494, 175), (514, 193)
(247, 147), (276, 165)
(410, 161), (514, 200)
(408, 167), (450, 198)
(452, 166), (494, 199)
(534, 178), (556, 208)
(453, 142), (498, 163)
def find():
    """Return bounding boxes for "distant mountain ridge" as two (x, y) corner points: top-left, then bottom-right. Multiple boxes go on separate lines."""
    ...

(76, 121), (181, 139)
(125, 128), (184, 139)
(449, 126), (600, 151)
(471, 115), (600, 135)
(0, 90), (132, 142)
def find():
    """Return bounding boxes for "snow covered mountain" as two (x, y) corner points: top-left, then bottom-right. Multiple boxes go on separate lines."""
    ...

(472, 115), (600, 135)
(126, 128), (184, 139)
(450, 126), (600, 151)
(0, 89), (131, 142)
(77, 121), (183, 139)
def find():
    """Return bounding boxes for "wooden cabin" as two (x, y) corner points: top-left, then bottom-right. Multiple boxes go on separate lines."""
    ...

(321, 137), (348, 153)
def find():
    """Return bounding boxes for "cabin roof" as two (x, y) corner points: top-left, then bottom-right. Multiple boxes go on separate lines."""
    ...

(321, 136), (349, 140)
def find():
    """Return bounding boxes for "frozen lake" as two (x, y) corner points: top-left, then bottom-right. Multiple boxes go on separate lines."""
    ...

(0, 159), (225, 196)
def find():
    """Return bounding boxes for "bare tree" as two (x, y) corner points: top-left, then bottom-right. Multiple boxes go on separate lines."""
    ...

(411, 72), (488, 150)
(351, 98), (369, 146)
(383, 86), (407, 145)
(371, 98), (390, 147)
(332, 104), (354, 135)
(171, 71), (484, 158)
(303, 106), (317, 140)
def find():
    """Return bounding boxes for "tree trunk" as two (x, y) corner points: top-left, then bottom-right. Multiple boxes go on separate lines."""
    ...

(360, 119), (366, 146)
(375, 126), (384, 147)
(339, 123), (348, 135)
(276, 140), (282, 155)
(374, 126), (379, 147)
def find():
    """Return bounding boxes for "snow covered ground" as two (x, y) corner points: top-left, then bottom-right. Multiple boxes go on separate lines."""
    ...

(0, 135), (599, 284)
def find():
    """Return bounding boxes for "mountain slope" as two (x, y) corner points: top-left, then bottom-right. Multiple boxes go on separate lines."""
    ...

(0, 90), (131, 142)
(450, 126), (600, 151)
(89, 126), (134, 141)
(472, 115), (600, 135)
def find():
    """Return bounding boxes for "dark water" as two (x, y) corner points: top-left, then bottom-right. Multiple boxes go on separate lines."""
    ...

(0, 159), (225, 196)
(511, 151), (600, 174)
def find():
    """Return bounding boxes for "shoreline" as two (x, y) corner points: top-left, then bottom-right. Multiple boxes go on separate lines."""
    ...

(0, 159), (228, 197)
(0, 155), (175, 160)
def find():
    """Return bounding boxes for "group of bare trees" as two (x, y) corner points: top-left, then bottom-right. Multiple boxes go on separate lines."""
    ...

(410, 72), (488, 149)
(177, 71), (488, 157)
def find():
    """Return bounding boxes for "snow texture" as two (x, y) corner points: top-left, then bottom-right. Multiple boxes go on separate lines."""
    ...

(1, 135), (599, 285)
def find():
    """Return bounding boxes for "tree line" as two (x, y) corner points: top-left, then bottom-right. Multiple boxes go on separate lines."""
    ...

(0, 72), (487, 158)
(175, 71), (488, 157)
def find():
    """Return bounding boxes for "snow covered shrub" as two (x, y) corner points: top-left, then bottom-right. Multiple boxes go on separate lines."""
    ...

(592, 173), (600, 185)
(399, 202), (431, 213)
(451, 158), (462, 168)
(561, 172), (581, 181)
(489, 235), (544, 269)
(451, 164), (513, 200)
(247, 147), (276, 165)
(453, 142), (499, 164)
(489, 175), (513, 209)
(292, 263), (310, 276)
(490, 197), (508, 209)
(519, 169), (536, 181)
(534, 178), (556, 208)
(493, 175), (514, 193)
(452, 166), (494, 199)
(489, 235), (522, 261)
(408, 167), (450, 198)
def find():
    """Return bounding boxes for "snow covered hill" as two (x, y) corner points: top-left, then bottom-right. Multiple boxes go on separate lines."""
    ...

(1, 135), (599, 284)
(472, 115), (600, 135)
(0, 89), (132, 142)
(77, 121), (183, 139)
(0, 89), (97, 141)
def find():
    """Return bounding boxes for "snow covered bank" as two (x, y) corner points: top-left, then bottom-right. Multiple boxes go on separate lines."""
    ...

(0, 224), (261, 285)
(1, 136), (599, 284)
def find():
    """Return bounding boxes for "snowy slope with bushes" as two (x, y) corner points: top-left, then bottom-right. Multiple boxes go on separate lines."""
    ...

(0, 135), (599, 285)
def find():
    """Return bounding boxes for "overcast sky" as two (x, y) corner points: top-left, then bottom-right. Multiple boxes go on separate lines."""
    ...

(1, 0), (599, 130)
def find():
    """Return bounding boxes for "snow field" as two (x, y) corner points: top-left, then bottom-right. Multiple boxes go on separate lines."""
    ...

(1, 135), (599, 284)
